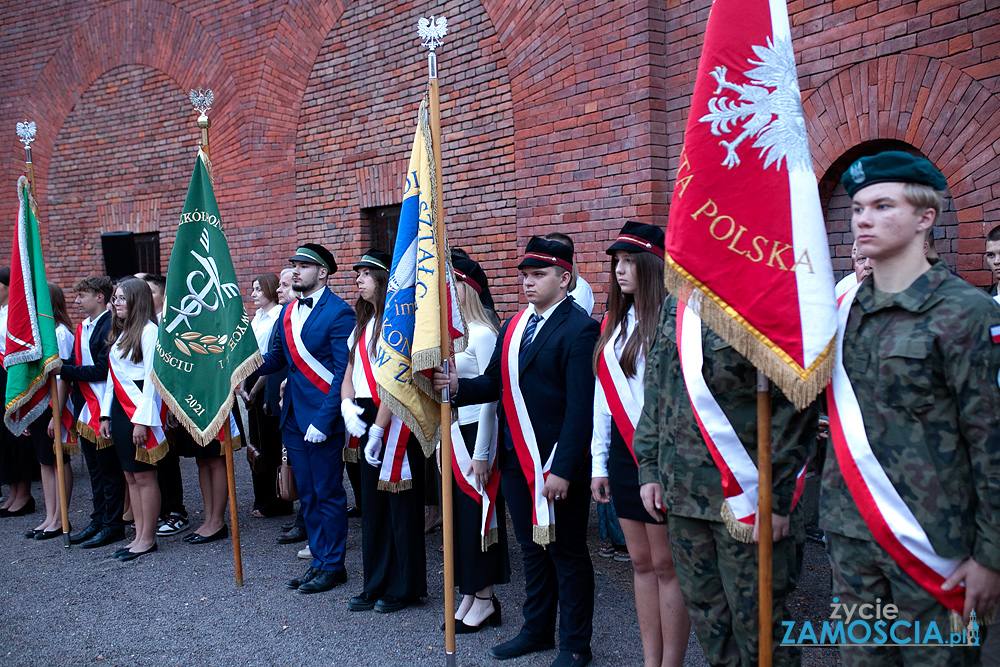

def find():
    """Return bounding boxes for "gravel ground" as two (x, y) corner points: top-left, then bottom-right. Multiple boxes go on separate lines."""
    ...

(0, 456), (841, 667)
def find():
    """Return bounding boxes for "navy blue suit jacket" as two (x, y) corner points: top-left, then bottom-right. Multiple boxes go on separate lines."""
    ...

(254, 289), (356, 436)
(456, 298), (599, 481)
(59, 309), (112, 420)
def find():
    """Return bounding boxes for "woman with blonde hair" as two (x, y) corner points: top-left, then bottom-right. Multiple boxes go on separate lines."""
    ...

(98, 278), (165, 561)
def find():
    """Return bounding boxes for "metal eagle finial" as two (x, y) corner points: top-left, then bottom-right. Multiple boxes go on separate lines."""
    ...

(16, 120), (36, 148)
(418, 16), (448, 52)
(189, 88), (214, 116)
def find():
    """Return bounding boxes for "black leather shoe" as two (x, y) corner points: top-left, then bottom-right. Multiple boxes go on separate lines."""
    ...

(23, 528), (41, 539)
(276, 526), (307, 544)
(81, 527), (126, 549)
(0, 497), (36, 518)
(346, 505), (361, 518)
(70, 523), (101, 544)
(549, 650), (592, 667)
(187, 525), (229, 544)
(118, 543), (158, 561)
(374, 596), (409, 613)
(489, 635), (554, 661)
(296, 569), (347, 594)
(456, 596), (502, 633)
(280, 521), (296, 531)
(285, 567), (320, 590)
(347, 591), (378, 611)
(35, 526), (67, 540)
(110, 547), (131, 558)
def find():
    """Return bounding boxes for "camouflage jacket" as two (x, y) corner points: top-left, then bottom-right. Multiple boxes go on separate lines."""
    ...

(820, 260), (1000, 572)
(633, 295), (817, 521)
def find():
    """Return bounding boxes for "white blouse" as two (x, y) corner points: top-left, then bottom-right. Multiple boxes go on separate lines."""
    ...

(55, 323), (74, 370)
(455, 321), (499, 461)
(251, 303), (281, 355)
(347, 318), (377, 400)
(100, 321), (161, 426)
(591, 306), (645, 478)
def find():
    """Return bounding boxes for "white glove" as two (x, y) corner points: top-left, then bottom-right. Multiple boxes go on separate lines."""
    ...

(341, 399), (367, 438)
(304, 424), (327, 443)
(364, 423), (385, 467)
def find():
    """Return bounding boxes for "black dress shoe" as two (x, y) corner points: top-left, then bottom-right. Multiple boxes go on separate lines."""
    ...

(81, 527), (126, 549)
(110, 547), (132, 558)
(23, 528), (41, 539)
(549, 650), (592, 667)
(347, 591), (379, 611)
(455, 596), (502, 633)
(489, 635), (554, 661)
(70, 523), (101, 544)
(374, 596), (409, 613)
(296, 569), (346, 594)
(118, 543), (158, 561)
(280, 521), (296, 531)
(187, 525), (229, 544)
(276, 526), (307, 544)
(0, 497), (36, 518)
(35, 527), (66, 540)
(285, 567), (320, 590)
(346, 505), (362, 518)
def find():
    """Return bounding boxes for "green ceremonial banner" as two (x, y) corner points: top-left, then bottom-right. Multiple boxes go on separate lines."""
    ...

(4, 176), (60, 433)
(150, 150), (261, 446)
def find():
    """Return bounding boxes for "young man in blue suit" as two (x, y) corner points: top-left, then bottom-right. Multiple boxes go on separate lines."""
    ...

(254, 243), (356, 593)
(435, 236), (600, 667)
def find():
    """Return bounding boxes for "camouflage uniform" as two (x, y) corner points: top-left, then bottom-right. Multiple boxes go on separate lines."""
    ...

(821, 259), (1000, 666)
(633, 295), (818, 667)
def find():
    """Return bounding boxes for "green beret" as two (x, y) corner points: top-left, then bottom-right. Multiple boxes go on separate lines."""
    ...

(842, 151), (947, 198)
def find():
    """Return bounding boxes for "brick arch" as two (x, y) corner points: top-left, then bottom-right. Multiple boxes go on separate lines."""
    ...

(17, 0), (247, 205)
(803, 54), (1000, 285)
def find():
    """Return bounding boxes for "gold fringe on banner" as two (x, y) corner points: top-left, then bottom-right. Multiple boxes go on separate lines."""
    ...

(665, 259), (834, 411)
(377, 478), (413, 493)
(60, 438), (80, 457)
(721, 502), (756, 543)
(134, 440), (169, 465)
(76, 421), (114, 449)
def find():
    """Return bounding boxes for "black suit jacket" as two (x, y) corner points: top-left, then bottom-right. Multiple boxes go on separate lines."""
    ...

(456, 298), (599, 481)
(262, 317), (287, 417)
(59, 309), (112, 419)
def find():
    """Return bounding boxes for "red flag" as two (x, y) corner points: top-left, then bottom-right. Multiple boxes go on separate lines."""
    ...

(664, 0), (837, 408)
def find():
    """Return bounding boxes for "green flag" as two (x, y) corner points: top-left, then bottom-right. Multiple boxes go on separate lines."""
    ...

(150, 150), (261, 446)
(4, 176), (61, 433)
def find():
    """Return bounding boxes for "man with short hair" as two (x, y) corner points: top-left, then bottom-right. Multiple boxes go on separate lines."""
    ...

(436, 236), (599, 667)
(834, 240), (873, 299)
(823, 151), (1000, 666)
(984, 225), (1000, 299)
(254, 244), (355, 594)
(60, 275), (127, 548)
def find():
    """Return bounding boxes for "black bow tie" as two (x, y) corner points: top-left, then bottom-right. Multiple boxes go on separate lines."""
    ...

(297, 297), (313, 308)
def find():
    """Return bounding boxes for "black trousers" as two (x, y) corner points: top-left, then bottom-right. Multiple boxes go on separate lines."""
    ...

(359, 433), (427, 601)
(500, 446), (594, 654)
(247, 401), (292, 515)
(79, 435), (127, 530)
(156, 444), (186, 518)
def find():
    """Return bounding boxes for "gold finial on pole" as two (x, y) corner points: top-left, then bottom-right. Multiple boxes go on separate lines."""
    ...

(189, 88), (214, 159)
(16, 119), (37, 196)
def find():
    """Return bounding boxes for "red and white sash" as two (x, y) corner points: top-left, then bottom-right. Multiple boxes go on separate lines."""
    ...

(501, 309), (558, 546)
(676, 294), (807, 542)
(73, 320), (107, 446)
(108, 352), (166, 457)
(827, 285), (964, 615)
(451, 417), (501, 550)
(357, 326), (413, 492)
(283, 301), (333, 394)
(596, 315), (641, 467)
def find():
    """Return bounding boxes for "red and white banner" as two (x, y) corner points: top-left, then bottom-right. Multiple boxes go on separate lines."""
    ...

(827, 285), (964, 615)
(501, 309), (558, 546)
(283, 302), (333, 395)
(664, 0), (837, 408)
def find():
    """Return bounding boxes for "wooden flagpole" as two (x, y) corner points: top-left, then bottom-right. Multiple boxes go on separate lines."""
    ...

(191, 95), (244, 587)
(757, 371), (773, 666)
(421, 17), (456, 667)
(17, 123), (72, 548)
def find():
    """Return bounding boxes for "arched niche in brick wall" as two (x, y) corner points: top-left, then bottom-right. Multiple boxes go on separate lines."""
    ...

(45, 65), (194, 291)
(803, 54), (1000, 286)
(293, 0), (517, 309)
(818, 139), (959, 282)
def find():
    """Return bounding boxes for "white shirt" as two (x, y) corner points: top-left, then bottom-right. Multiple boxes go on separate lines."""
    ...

(55, 323), (74, 364)
(591, 306), (645, 478)
(347, 319), (377, 400)
(455, 322), (500, 461)
(834, 272), (858, 300)
(101, 321), (160, 425)
(290, 286), (326, 337)
(77, 311), (109, 367)
(569, 276), (595, 316)
(251, 303), (281, 355)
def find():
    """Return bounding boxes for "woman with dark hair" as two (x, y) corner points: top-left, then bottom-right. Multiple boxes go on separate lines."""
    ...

(446, 254), (510, 632)
(590, 222), (689, 667)
(243, 272), (291, 517)
(98, 278), (165, 560)
(342, 249), (426, 614)
(23, 283), (76, 539)
(0, 266), (39, 518)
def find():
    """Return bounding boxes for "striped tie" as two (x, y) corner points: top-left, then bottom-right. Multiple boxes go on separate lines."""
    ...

(520, 314), (543, 358)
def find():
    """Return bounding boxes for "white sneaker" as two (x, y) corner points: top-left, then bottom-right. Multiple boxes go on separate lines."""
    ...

(297, 546), (312, 559)
(156, 513), (190, 536)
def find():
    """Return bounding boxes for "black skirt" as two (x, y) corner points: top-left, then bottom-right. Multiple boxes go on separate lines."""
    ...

(29, 407), (68, 467)
(452, 422), (511, 594)
(110, 386), (157, 474)
(608, 420), (661, 524)
(0, 368), (40, 484)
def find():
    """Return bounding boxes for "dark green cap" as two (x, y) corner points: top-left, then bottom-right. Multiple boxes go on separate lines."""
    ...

(842, 151), (947, 198)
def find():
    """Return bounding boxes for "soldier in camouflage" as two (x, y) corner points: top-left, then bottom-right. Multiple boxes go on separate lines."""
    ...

(633, 295), (818, 667)
(822, 151), (1000, 666)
